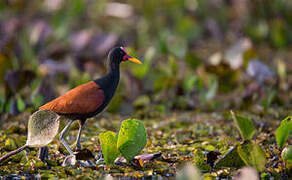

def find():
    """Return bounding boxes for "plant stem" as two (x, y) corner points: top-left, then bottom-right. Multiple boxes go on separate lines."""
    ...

(0, 144), (28, 164)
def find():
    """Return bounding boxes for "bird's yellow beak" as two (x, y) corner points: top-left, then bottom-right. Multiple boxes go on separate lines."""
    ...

(121, 47), (143, 64)
(128, 57), (142, 64)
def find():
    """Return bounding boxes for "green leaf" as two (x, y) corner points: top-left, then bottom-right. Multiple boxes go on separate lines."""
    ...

(183, 76), (197, 92)
(231, 111), (255, 140)
(262, 89), (277, 109)
(168, 36), (187, 59)
(4, 138), (17, 151)
(281, 145), (292, 164)
(215, 146), (245, 168)
(205, 76), (218, 101)
(17, 97), (26, 112)
(237, 141), (266, 172)
(32, 94), (44, 108)
(184, 52), (202, 69)
(270, 19), (287, 48)
(4, 98), (12, 113)
(133, 95), (151, 108)
(117, 119), (147, 161)
(176, 17), (202, 40)
(99, 131), (119, 164)
(131, 47), (154, 79)
(0, 53), (13, 83)
(0, 90), (4, 112)
(276, 116), (292, 148)
(40, 172), (56, 179)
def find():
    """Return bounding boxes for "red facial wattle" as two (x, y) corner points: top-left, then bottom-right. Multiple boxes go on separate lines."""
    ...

(123, 54), (131, 62)
(120, 47), (143, 64)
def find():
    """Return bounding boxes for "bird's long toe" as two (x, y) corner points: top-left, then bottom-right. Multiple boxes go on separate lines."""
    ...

(62, 154), (77, 166)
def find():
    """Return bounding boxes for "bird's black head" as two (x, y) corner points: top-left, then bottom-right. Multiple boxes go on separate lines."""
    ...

(108, 47), (142, 66)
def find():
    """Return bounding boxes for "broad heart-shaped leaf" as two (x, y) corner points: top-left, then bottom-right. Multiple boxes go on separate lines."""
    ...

(276, 116), (292, 148)
(99, 131), (119, 164)
(26, 109), (60, 147)
(281, 145), (292, 164)
(231, 111), (255, 140)
(237, 141), (266, 172)
(117, 119), (147, 161)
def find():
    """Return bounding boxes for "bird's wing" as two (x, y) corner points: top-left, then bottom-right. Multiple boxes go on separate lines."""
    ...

(39, 81), (105, 114)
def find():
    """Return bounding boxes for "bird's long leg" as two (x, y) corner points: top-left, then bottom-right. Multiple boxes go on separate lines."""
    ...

(38, 147), (49, 162)
(59, 120), (74, 155)
(75, 120), (85, 151)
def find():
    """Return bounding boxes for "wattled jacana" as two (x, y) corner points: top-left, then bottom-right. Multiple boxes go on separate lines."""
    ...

(39, 47), (142, 157)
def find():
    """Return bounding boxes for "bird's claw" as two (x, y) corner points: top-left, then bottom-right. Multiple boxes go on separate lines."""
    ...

(62, 154), (95, 167)
(62, 154), (77, 166)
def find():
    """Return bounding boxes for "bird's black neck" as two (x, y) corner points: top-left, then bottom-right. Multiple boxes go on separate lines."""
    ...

(94, 60), (120, 101)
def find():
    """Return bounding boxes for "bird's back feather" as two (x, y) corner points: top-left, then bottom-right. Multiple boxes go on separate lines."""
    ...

(39, 81), (105, 114)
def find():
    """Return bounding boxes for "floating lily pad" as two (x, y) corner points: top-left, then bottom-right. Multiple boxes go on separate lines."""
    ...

(26, 109), (60, 147)
(99, 131), (119, 164)
(117, 119), (147, 161)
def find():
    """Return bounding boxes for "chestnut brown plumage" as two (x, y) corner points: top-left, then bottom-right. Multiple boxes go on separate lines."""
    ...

(39, 81), (104, 114)
(39, 47), (142, 156)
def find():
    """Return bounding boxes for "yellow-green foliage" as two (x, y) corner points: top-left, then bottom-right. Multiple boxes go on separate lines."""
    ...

(117, 119), (147, 161)
(99, 131), (119, 164)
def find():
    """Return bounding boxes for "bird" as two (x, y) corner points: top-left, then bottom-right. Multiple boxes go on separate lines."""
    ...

(38, 47), (142, 157)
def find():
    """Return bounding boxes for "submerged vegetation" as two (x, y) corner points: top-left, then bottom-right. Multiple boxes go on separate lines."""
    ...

(0, 0), (292, 179)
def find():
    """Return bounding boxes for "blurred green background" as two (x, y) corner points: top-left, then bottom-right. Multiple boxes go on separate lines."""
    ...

(0, 0), (291, 118)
